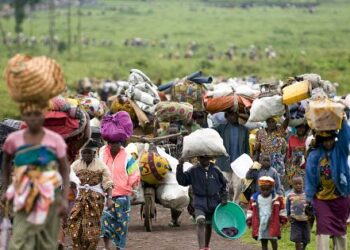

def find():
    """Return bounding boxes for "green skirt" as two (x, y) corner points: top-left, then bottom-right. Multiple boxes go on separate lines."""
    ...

(9, 200), (60, 250)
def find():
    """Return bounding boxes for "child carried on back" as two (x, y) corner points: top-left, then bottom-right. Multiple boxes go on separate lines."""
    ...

(177, 156), (228, 250)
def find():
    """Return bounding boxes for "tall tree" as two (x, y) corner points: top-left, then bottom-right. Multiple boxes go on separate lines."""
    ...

(14, 0), (26, 34)
(77, 1), (82, 58)
(48, 0), (55, 54)
(67, 0), (72, 58)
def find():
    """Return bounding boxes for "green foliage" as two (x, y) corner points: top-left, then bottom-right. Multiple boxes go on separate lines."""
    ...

(0, 0), (350, 119)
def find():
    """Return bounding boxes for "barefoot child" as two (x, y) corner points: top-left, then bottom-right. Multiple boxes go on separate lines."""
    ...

(286, 176), (311, 250)
(246, 176), (287, 250)
(177, 156), (228, 250)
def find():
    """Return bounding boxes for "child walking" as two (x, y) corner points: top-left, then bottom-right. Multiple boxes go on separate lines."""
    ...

(286, 176), (311, 250)
(246, 176), (287, 250)
(177, 156), (228, 250)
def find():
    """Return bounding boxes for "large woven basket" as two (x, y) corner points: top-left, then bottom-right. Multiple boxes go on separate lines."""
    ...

(3, 54), (66, 103)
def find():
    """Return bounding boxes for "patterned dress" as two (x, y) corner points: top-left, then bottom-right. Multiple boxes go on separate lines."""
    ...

(255, 127), (287, 178)
(68, 159), (113, 250)
(287, 135), (306, 185)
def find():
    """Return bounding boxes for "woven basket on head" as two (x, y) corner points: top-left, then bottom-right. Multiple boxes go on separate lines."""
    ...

(3, 54), (66, 103)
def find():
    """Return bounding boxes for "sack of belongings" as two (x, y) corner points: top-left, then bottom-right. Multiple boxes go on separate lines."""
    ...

(156, 148), (190, 210)
(155, 102), (193, 123)
(203, 94), (254, 114)
(248, 95), (285, 122)
(139, 151), (172, 185)
(182, 128), (228, 159)
(126, 69), (160, 114)
(101, 111), (133, 143)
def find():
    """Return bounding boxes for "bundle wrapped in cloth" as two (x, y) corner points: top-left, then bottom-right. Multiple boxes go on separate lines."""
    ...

(100, 111), (133, 142)
(78, 96), (106, 118)
(171, 71), (212, 111)
(203, 93), (254, 115)
(305, 98), (345, 131)
(126, 69), (160, 114)
(110, 96), (137, 121)
(4, 54), (66, 104)
(139, 151), (172, 185)
(182, 128), (228, 159)
(155, 101), (193, 123)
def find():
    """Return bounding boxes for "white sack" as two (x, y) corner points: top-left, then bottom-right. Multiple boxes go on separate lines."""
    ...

(248, 95), (285, 122)
(182, 128), (228, 159)
(156, 148), (191, 211)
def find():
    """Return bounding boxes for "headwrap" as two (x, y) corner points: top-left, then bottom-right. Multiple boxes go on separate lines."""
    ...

(79, 96), (106, 118)
(258, 176), (275, 187)
(100, 111), (133, 143)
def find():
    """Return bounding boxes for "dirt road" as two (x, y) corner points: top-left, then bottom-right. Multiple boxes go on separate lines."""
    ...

(67, 204), (258, 250)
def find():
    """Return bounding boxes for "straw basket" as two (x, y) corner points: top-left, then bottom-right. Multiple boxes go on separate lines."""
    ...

(3, 54), (66, 103)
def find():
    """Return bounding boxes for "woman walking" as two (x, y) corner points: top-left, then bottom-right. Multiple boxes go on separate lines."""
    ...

(68, 144), (113, 250)
(2, 107), (70, 250)
(305, 120), (350, 250)
(254, 107), (289, 185)
(99, 111), (140, 250)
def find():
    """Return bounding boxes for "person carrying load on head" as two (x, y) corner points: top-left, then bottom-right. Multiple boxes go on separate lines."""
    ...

(177, 156), (228, 250)
(305, 119), (350, 250)
(99, 111), (141, 250)
(1, 54), (70, 250)
(254, 106), (290, 190)
(68, 142), (113, 250)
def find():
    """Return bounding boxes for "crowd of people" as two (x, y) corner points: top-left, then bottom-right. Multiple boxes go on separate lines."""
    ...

(0, 54), (349, 250)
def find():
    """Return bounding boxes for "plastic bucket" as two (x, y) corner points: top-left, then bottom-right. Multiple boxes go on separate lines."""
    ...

(212, 202), (247, 240)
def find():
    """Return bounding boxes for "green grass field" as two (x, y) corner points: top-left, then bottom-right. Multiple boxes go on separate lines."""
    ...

(0, 0), (350, 120)
(241, 223), (350, 249)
